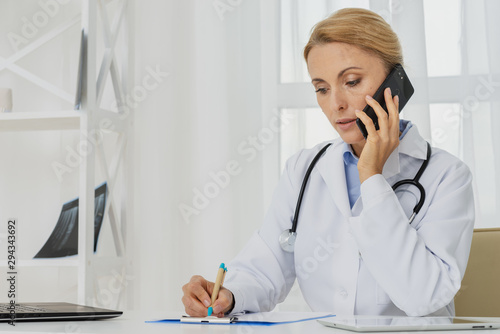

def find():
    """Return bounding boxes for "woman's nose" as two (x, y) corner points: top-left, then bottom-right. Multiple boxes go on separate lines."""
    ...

(329, 89), (347, 112)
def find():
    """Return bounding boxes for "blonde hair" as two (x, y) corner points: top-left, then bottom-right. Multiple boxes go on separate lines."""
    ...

(304, 8), (403, 72)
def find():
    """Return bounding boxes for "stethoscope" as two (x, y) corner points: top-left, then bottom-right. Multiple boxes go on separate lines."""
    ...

(279, 141), (432, 253)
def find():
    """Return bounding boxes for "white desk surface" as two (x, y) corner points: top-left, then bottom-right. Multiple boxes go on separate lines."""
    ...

(1, 313), (500, 334)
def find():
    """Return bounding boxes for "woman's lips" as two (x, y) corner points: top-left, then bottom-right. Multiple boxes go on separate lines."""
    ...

(336, 118), (357, 130)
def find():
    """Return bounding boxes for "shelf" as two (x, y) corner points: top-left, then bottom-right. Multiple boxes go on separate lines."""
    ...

(0, 0), (133, 306)
(14, 258), (78, 267)
(0, 111), (81, 131)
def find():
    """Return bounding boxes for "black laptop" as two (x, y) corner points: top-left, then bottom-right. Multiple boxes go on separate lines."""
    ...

(0, 302), (122, 322)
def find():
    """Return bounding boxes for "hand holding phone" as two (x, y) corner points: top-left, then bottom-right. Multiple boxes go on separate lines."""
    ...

(356, 64), (414, 139)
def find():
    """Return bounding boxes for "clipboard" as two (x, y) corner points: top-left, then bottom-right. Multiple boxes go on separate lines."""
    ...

(147, 312), (335, 326)
(180, 315), (237, 324)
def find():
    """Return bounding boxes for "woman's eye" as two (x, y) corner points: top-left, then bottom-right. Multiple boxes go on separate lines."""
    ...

(346, 79), (360, 87)
(315, 88), (328, 94)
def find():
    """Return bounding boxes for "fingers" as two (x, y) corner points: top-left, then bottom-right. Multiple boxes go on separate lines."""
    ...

(385, 88), (400, 136)
(370, 88), (390, 131)
(181, 275), (212, 317)
(211, 288), (234, 317)
(356, 88), (401, 183)
(355, 108), (377, 138)
(181, 276), (235, 318)
(361, 87), (400, 140)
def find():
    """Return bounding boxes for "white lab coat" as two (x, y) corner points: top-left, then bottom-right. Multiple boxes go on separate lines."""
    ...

(223, 125), (474, 316)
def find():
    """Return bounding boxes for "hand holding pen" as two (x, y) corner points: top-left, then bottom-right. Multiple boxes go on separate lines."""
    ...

(207, 263), (227, 316)
(182, 263), (235, 317)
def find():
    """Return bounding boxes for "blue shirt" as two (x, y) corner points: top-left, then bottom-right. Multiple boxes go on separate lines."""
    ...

(343, 119), (412, 208)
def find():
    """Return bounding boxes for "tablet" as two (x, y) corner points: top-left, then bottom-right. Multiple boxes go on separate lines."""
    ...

(318, 316), (500, 332)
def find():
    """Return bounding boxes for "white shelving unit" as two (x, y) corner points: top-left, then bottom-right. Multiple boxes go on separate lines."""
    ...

(0, 111), (80, 131)
(0, 0), (134, 308)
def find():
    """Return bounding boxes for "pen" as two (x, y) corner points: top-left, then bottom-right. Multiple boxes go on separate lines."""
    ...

(207, 263), (227, 316)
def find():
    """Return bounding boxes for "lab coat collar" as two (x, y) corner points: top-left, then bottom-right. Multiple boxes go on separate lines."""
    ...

(315, 125), (428, 219)
(316, 139), (353, 219)
(382, 125), (428, 179)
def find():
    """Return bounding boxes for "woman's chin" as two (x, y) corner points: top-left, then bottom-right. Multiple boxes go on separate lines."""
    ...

(336, 128), (365, 145)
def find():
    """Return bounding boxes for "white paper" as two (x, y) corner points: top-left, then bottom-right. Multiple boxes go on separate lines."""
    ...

(180, 315), (234, 323)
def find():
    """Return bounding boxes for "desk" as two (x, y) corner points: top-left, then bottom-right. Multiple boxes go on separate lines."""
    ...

(1, 313), (500, 334)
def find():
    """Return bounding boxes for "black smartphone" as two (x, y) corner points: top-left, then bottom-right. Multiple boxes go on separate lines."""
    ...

(356, 64), (414, 139)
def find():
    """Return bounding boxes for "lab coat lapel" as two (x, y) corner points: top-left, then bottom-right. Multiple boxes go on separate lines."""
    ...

(382, 146), (400, 179)
(316, 142), (352, 220)
(383, 126), (428, 184)
(314, 127), (427, 220)
(398, 126), (428, 160)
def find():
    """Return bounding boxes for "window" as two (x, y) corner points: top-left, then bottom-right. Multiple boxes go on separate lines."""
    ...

(279, 108), (338, 169)
(274, 0), (499, 228)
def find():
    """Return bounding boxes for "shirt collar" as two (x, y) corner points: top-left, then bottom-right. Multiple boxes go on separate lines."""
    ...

(342, 142), (358, 166)
(342, 119), (414, 167)
(340, 120), (428, 178)
(399, 119), (413, 138)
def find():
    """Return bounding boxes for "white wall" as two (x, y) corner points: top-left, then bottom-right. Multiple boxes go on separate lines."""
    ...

(131, 0), (272, 312)
(0, 0), (287, 312)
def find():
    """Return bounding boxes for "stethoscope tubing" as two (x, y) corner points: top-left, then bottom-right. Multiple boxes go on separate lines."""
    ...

(289, 143), (332, 233)
(281, 141), (431, 252)
(391, 142), (431, 224)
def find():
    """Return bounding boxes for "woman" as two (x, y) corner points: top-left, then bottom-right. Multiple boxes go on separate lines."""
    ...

(182, 8), (474, 317)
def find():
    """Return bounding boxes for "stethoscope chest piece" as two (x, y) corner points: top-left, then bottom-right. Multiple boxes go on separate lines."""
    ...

(279, 143), (332, 253)
(279, 229), (296, 253)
